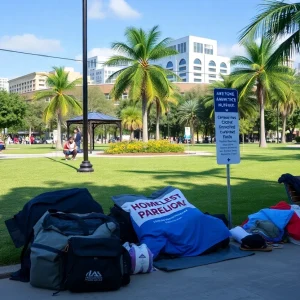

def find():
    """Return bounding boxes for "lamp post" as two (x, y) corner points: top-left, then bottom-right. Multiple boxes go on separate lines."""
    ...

(78, 0), (94, 172)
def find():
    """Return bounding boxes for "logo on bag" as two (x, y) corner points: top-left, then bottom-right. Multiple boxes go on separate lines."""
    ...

(139, 254), (146, 258)
(85, 270), (103, 282)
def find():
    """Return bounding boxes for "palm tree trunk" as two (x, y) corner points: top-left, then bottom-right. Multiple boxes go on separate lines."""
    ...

(56, 113), (63, 149)
(142, 92), (148, 142)
(29, 126), (32, 145)
(281, 113), (287, 144)
(156, 104), (160, 140)
(130, 124), (134, 141)
(257, 84), (267, 148)
(190, 121), (195, 145)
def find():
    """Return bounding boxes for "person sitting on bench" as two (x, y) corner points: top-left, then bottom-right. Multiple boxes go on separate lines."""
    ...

(63, 137), (77, 160)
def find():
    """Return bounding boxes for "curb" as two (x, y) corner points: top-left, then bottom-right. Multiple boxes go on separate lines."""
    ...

(0, 264), (20, 280)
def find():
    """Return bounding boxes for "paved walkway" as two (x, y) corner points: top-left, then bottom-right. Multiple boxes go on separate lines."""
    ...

(0, 243), (299, 300)
(0, 151), (213, 159)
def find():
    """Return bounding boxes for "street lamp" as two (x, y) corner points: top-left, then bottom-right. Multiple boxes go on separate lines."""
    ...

(78, 0), (94, 172)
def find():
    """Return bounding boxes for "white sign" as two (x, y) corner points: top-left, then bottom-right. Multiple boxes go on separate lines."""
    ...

(184, 127), (191, 139)
(214, 89), (240, 165)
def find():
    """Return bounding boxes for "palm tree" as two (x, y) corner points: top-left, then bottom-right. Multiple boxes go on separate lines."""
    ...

(203, 74), (257, 119)
(121, 106), (142, 141)
(34, 67), (82, 149)
(278, 73), (300, 143)
(178, 100), (199, 145)
(151, 85), (180, 140)
(105, 25), (178, 142)
(230, 38), (292, 147)
(239, 1), (300, 63)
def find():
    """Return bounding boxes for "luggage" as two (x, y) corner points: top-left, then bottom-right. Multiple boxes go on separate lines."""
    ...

(30, 211), (119, 290)
(109, 205), (139, 244)
(64, 237), (131, 293)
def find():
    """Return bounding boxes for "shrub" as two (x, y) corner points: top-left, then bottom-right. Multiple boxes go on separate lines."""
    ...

(105, 140), (184, 154)
(295, 136), (300, 143)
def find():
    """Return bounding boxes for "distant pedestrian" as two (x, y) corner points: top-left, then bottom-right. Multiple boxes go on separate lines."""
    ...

(74, 128), (82, 152)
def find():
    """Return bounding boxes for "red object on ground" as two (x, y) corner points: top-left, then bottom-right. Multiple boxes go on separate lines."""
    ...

(271, 201), (300, 240)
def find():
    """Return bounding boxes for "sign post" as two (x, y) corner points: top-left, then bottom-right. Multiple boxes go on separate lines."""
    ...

(214, 88), (240, 229)
(184, 127), (191, 153)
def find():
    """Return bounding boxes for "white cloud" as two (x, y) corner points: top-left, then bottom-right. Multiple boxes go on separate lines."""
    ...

(75, 47), (119, 64)
(109, 0), (141, 19)
(88, 0), (106, 20)
(218, 43), (246, 58)
(0, 34), (62, 53)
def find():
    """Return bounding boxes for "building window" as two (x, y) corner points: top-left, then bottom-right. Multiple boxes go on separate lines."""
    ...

(194, 79), (202, 82)
(209, 60), (216, 67)
(179, 59), (186, 66)
(166, 61), (173, 69)
(194, 66), (201, 71)
(179, 66), (186, 71)
(105, 93), (110, 99)
(179, 73), (186, 77)
(122, 93), (128, 99)
(168, 45), (176, 51)
(194, 73), (202, 76)
(177, 43), (186, 53)
(193, 43), (203, 53)
(220, 62), (227, 68)
(209, 80), (216, 83)
(194, 58), (201, 65)
(209, 74), (216, 78)
(209, 68), (216, 72)
(205, 44), (214, 55)
(182, 78), (187, 82)
(220, 69), (227, 74)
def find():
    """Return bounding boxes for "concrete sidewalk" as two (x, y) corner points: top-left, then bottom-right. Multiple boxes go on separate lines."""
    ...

(1, 243), (299, 300)
(0, 151), (212, 159)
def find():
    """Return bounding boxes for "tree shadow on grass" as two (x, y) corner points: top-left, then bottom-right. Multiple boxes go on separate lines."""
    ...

(241, 153), (300, 162)
(0, 175), (289, 266)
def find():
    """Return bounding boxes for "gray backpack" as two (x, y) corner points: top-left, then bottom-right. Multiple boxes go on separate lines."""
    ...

(30, 211), (119, 290)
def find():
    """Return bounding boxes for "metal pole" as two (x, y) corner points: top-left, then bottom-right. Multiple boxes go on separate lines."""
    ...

(226, 164), (232, 229)
(78, 0), (94, 172)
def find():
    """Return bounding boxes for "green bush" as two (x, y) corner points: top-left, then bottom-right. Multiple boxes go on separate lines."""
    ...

(295, 136), (300, 143)
(105, 140), (184, 154)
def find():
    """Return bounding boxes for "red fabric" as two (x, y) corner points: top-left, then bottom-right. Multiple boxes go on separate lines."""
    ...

(271, 201), (300, 240)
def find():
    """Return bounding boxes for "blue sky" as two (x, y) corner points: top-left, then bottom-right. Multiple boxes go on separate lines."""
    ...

(0, 0), (265, 79)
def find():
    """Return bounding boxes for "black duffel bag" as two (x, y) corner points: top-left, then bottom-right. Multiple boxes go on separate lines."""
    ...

(63, 237), (131, 293)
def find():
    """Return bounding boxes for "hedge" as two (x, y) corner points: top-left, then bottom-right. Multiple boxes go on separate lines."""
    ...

(105, 140), (185, 154)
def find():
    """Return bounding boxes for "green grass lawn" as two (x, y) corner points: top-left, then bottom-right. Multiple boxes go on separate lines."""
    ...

(0, 143), (299, 265)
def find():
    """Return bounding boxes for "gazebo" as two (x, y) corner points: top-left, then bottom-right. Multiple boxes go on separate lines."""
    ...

(66, 112), (122, 153)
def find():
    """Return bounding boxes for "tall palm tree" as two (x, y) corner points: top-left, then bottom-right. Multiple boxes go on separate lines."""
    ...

(230, 38), (292, 147)
(278, 73), (300, 143)
(151, 84), (180, 140)
(121, 106), (142, 140)
(34, 67), (82, 149)
(203, 74), (257, 119)
(178, 100), (199, 145)
(239, 1), (300, 63)
(105, 25), (178, 142)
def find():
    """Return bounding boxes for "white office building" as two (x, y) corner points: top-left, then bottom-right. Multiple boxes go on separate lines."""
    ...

(88, 56), (129, 84)
(0, 78), (9, 91)
(156, 36), (230, 84)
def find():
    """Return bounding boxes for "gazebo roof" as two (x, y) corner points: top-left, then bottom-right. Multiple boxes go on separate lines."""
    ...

(66, 112), (121, 124)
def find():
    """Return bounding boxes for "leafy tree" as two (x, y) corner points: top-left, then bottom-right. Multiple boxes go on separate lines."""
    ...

(239, 1), (300, 63)
(239, 118), (256, 144)
(178, 100), (199, 144)
(0, 90), (26, 139)
(230, 38), (292, 147)
(72, 86), (116, 116)
(105, 25), (178, 142)
(287, 108), (300, 140)
(121, 106), (142, 140)
(24, 101), (48, 138)
(34, 67), (82, 149)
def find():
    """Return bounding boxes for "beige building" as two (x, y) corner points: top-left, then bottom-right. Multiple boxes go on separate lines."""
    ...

(9, 67), (82, 94)
(9, 72), (48, 94)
